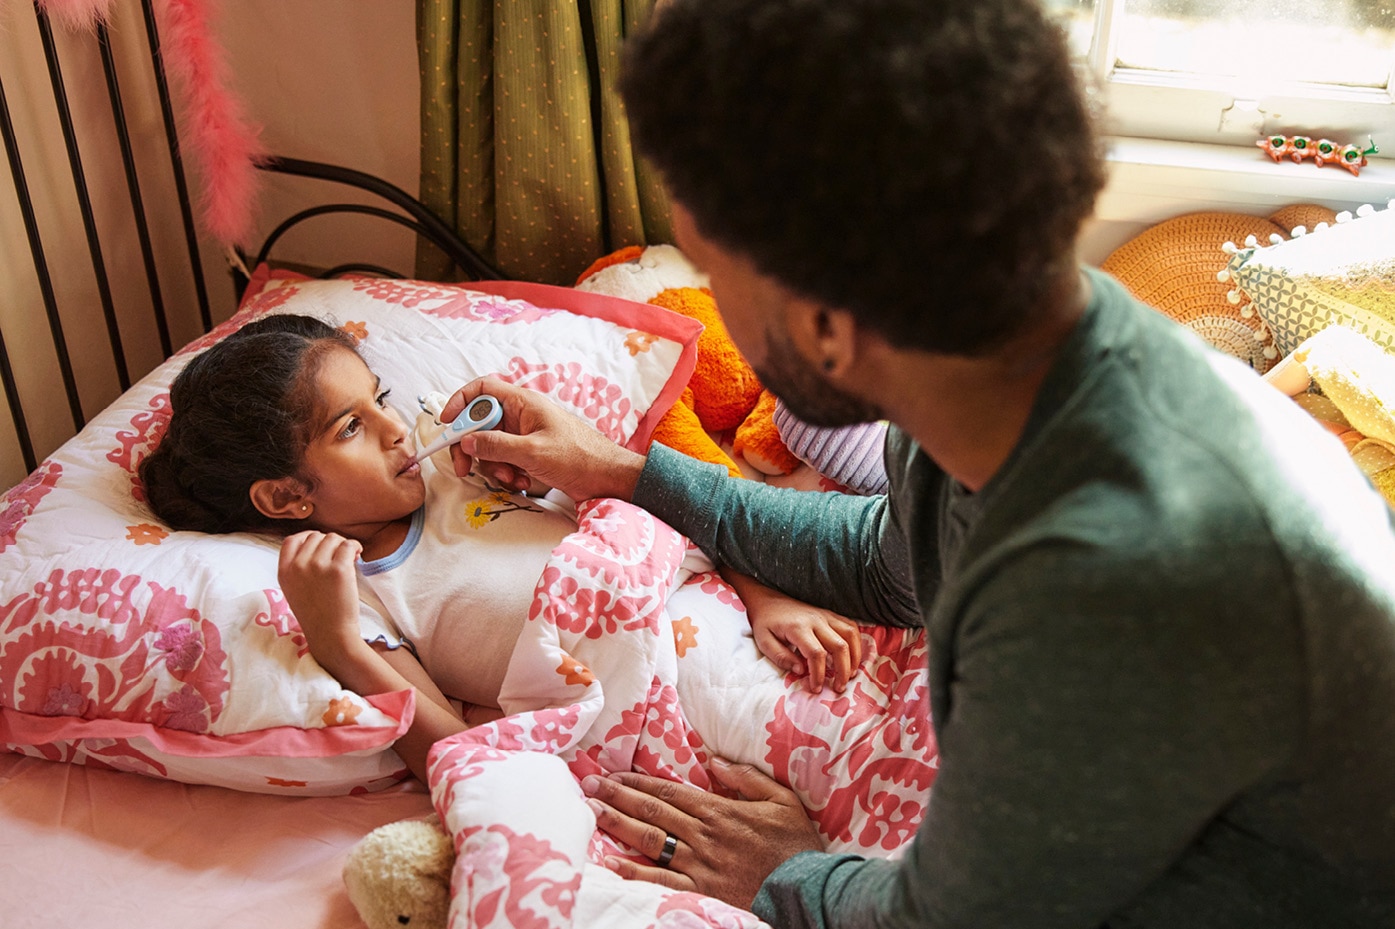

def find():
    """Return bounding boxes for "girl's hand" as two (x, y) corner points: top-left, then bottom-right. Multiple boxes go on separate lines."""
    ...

(277, 530), (364, 663)
(722, 570), (863, 693)
(279, 531), (473, 788)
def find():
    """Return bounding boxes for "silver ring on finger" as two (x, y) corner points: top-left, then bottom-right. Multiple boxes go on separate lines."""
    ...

(656, 832), (678, 867)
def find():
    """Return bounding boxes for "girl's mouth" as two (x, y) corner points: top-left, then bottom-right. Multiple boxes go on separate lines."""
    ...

(398, 459), (420, 477)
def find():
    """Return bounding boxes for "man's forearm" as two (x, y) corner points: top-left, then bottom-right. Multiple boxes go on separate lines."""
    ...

(633, 443), (917, 626)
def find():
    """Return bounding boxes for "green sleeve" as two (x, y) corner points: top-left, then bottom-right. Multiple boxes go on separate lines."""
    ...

(632, 442), (919, 627)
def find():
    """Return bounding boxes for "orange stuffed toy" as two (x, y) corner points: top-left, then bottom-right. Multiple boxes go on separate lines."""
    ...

(576, 245), (798, 477)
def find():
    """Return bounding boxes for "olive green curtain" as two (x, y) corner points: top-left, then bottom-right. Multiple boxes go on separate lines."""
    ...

(417, 0), (671, 285)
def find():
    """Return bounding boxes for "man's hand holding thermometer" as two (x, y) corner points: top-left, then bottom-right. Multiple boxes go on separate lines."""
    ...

(411, 394), (503, 463)
(438, 377), (647, 503)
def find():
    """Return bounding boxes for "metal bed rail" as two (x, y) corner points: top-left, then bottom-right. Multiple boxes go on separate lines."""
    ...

(1, 0), (205, 475)
(2, 1), (502, 485)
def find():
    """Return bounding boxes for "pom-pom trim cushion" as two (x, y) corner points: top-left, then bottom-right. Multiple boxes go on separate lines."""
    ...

(1225, 202), (1395, 359)
(1101, 211), (1295, 372)
(0, 268), (699, 794)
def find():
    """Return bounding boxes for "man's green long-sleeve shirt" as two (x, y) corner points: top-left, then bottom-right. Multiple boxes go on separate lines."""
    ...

(632, 269), (1395, 928)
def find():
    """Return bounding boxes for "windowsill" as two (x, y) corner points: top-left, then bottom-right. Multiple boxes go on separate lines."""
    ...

(1095, 136), (1395, 225)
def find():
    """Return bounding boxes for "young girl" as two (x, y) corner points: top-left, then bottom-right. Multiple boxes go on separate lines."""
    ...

(140, 313), (861, 783)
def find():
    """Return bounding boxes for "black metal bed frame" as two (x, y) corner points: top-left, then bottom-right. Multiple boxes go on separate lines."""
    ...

(1, 0), (500, 477)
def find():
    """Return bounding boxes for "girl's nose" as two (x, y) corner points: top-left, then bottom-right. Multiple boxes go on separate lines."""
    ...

(381, 405), (409, 445)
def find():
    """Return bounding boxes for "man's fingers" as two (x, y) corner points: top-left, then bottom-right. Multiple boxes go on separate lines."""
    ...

(458, 431), (532, 490)
(706, 757), (795, 805)
(602, 855), (693, 891)
(583, 770), (716, 823)
(585, 793), (676, 864)
(440, 375), (515, 424)
(446, 442), (476, 481)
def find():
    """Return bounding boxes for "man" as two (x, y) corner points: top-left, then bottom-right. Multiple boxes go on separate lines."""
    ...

(441, 0), (1395, 925)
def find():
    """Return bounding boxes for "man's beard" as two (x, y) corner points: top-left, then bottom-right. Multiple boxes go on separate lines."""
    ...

(756, 323), (882, 429)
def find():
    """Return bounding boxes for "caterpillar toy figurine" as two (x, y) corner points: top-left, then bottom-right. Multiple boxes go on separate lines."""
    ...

(1256, 134), (1379, 176)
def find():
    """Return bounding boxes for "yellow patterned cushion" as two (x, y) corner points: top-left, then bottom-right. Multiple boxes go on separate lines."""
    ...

(1226, 204), (1395, 358)
(1296, 324), (1395, 447)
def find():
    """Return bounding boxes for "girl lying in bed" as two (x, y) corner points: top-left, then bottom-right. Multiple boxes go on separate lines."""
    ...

(137, 313), (861, 784)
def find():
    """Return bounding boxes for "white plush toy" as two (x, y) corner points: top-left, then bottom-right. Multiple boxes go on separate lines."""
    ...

(343, 819), (455, 929)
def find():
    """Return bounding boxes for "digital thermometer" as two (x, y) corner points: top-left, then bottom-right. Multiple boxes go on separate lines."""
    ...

(411, 394), (503, 462)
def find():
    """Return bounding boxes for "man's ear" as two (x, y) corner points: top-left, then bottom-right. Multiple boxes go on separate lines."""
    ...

(250, 477), (311, 521)
(784, 296), (858, 378)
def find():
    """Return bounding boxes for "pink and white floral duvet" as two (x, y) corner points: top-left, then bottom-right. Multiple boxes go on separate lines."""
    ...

(427, 497), (938, 928)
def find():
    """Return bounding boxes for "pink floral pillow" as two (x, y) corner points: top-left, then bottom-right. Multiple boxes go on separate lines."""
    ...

(0, 269), (699, 794)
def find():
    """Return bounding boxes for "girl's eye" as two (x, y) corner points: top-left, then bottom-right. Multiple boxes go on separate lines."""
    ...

(338, 417), (362, 441)
(376, 389), (391, 408)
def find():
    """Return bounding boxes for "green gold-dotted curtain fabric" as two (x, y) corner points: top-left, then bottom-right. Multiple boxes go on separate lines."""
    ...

(417, 0), (671, 285)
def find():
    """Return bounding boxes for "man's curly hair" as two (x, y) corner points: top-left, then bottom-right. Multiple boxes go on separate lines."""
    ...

(619, 0), (1106, 356)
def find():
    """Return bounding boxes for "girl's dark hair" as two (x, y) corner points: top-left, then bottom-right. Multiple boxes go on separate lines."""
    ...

(139, 314), (359, 534)
(620, 0), (1107, 356)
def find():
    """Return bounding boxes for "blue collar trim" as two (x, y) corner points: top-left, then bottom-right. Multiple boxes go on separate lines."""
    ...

(358, 506), (424, 575)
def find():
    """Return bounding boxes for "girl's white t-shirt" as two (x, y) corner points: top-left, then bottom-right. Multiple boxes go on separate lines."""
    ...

(355, 451), (578, 708)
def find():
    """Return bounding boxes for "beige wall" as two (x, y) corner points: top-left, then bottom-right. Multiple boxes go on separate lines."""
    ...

(218, 2), (422, 290)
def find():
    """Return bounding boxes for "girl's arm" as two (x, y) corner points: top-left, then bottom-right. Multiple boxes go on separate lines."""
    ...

(277, 530), (468, 785)
(321, 637), (468, 785)
(719, 566), (863, 693)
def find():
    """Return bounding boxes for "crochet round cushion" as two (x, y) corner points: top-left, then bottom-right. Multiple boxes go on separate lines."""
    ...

(1101, 211), (1300, 373)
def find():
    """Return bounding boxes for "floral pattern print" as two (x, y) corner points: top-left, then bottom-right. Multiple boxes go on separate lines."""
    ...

(107, 392), (171, 502)
(253, 588), (308, 658)
(0, 461), (60, 553)
(495, 358), (638, 445)
(351, 278), (462, 309)
(624, 330), (658, 355)
(1, 568), (229, 730)
(125, 523), (168, 545)
(461, 493), (541, 528)
(427, 498), (938, 928)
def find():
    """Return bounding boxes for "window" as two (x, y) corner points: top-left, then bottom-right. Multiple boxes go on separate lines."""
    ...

(1042, 0), (1395, 150)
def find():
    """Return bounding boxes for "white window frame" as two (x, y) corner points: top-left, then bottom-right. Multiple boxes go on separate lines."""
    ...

(1083, 0), (1395, 150)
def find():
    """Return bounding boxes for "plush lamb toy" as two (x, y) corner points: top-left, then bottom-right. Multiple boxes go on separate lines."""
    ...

(343, 818), (455, 929)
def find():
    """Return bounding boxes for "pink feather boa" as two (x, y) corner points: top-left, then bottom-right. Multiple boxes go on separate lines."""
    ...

(35, 0), (266, 246)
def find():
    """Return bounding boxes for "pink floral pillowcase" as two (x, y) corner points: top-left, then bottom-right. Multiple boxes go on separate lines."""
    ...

(0, 268), (699, 794)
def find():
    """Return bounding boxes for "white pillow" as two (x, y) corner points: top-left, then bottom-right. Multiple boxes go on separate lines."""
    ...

(0, 268), (699, 794)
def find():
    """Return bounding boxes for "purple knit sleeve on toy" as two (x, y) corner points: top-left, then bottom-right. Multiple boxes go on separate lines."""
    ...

(773, 400), (889, 495)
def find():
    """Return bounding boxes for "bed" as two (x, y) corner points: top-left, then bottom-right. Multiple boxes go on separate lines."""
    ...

(0, 5), (936, 927)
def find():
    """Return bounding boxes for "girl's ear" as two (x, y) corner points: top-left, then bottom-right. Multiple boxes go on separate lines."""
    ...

(250, 477), (312, 521)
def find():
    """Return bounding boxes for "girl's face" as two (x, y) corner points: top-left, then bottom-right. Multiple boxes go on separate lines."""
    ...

(297, 346), (426, 543)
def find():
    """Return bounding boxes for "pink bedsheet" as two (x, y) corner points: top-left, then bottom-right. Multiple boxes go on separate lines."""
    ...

(0, 752), (432, 928)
